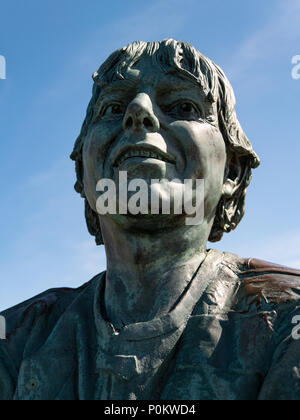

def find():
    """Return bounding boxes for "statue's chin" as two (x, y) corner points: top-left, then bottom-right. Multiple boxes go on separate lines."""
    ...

(96, 177), (205, 232)
(111, 158), (179, 185)
(105, 211), (188, 233)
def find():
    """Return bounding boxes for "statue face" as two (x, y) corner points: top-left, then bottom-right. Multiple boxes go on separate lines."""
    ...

(82, 56), (227, 229)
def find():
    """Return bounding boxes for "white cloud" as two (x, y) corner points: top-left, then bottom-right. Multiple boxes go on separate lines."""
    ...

(72, 240), (106, 277)
(225, 0), (300, 81)
(0, 157), (106, 311)
(34, 0), (197, 107)
(215, 229), (300, 269)
(260, 231), (300, 269)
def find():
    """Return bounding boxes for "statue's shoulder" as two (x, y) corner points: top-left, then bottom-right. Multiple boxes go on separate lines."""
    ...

(1, 273), (103, 337)
(221, 251), (300, 307)
(0, 274), (104, 400)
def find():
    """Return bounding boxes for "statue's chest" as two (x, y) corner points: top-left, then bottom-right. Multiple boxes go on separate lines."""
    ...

(14, 312), (271, 400)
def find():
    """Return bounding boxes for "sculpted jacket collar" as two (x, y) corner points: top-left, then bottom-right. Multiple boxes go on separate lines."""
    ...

(1, 249), (300, 400)
(94, 249), (221, 342)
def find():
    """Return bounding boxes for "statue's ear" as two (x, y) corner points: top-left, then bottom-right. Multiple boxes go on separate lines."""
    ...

(209, 152), (252, 242)
(75, 159), (103, 246)
(74, 158), (87, 198)
(222, 152), (243, 198)
(221, 152), (252, 232)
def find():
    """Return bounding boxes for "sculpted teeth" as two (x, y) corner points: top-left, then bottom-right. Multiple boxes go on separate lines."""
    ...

(117, 149), (169, 165)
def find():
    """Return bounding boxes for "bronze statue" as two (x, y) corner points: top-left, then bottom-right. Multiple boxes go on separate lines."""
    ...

(1, 39), (300, 400)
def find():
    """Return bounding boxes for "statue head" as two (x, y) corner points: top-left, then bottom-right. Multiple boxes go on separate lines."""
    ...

(71, 39), (260, 245)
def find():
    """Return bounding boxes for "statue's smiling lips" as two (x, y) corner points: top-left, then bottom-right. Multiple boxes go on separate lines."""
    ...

(113, 145), (176, 168)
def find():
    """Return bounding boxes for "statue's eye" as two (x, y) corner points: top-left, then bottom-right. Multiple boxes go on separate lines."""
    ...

(180, 102), (193, 113)
(111, 104), (124, 114)
(165, 101), (201, 119)
(102, 103), (125, 117)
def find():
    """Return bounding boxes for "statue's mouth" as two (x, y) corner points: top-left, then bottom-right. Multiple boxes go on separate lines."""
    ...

(113, 145), (176, 167)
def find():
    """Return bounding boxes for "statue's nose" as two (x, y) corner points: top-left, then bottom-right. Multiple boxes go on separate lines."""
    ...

(122, 93), (160, 133)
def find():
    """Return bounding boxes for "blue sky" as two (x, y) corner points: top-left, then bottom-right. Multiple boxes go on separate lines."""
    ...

(0, 0), (300, 311)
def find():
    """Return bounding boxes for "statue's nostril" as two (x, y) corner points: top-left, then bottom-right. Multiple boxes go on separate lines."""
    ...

(125, 117), (133, 129)
(143, 118), (153, 129)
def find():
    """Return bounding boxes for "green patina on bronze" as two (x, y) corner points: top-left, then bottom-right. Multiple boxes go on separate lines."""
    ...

(1, 39), (300, 401)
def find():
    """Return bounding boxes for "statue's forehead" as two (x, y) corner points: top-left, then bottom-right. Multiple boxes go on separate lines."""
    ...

(100, 63), (203, 97)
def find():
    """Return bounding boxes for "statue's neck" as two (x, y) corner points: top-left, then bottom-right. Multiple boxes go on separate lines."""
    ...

(100, 217), (210, 329)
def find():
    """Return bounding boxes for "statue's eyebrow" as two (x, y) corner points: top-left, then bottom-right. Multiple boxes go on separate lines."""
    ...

(96, 74), (205, 101)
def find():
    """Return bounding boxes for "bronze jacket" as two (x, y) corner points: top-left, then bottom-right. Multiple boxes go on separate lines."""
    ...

(1, 249), (300, 400)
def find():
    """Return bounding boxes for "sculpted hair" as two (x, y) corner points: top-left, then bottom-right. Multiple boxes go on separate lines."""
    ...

(71, 39), (260, 245)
